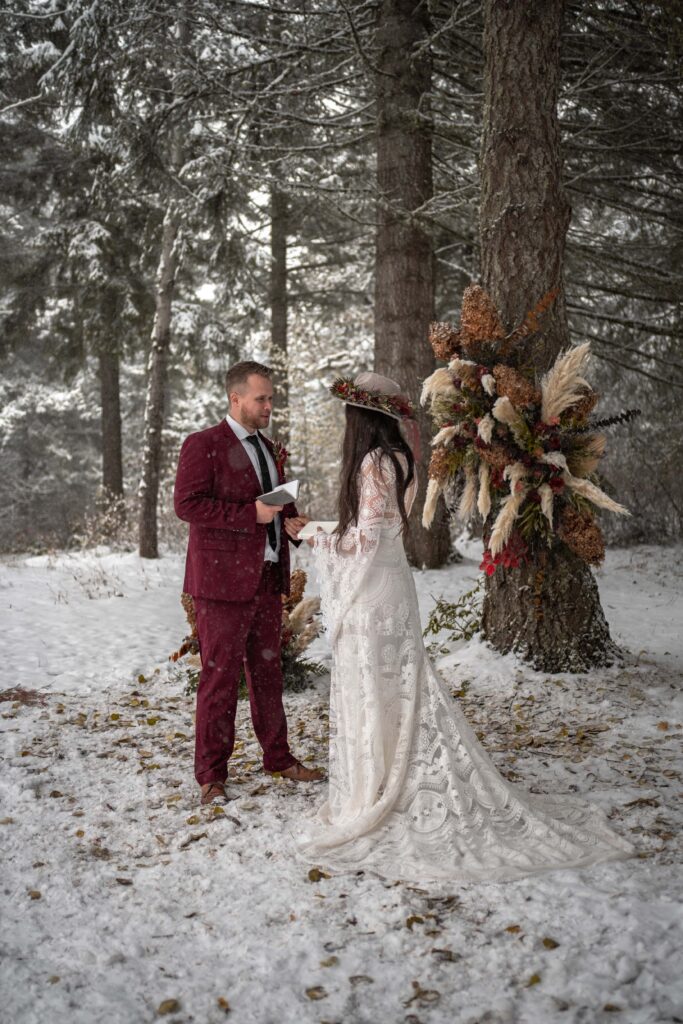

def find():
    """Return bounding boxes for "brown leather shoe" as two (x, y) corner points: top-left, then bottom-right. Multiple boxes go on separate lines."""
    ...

(267, 760), (324, 783)
(200, 781), (230, 805)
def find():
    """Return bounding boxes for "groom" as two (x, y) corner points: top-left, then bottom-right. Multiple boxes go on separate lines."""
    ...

(174, 360), (321, 805)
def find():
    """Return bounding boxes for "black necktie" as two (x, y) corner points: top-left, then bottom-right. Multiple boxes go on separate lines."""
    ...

(245, 434), (277, 551)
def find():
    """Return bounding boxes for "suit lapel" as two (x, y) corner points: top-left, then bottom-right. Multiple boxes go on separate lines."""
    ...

(220, 419), (263, 494)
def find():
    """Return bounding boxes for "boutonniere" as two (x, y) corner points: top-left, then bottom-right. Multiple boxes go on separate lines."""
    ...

(272, 439), (289, 476)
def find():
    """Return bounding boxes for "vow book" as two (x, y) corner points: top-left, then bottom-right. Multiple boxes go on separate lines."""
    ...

(257, 479), (300, 506)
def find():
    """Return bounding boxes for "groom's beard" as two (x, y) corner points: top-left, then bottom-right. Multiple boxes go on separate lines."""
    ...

(234, 408), (272, 433)
(245, 412), (271, 432)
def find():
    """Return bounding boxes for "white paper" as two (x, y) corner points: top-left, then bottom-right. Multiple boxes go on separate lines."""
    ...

(257, 479), (300, 506)
(298, 520), (338, 539)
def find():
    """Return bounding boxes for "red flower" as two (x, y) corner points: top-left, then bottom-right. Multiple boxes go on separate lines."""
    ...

(479, 549), (501, 576)
(480, 533), (529, 576)
(272, 440), (289, 476)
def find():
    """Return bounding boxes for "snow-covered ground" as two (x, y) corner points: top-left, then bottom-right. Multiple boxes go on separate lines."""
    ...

(1, 541), (681, 1024)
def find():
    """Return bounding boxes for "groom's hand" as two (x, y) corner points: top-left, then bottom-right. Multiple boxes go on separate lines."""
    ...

(284, 515), (310, 540)
(255, 500), (283, 524)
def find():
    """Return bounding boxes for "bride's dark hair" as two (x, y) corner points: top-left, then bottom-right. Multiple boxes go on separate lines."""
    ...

(335, 404), (415, 544)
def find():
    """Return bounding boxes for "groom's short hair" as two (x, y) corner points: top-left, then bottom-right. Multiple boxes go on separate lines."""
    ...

(225, 360), (272, 400)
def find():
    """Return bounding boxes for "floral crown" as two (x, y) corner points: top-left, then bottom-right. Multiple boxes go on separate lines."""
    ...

(329, 376), (416, 421)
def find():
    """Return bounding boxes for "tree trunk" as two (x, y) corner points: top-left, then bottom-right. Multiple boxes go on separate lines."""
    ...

(138, 209), (179, 559)
(479, 0), (618, 671)
(98, 345), (124, 501)
(269, 184), (289, 445)
(97, 343), (125, 534)
(374, 0), (450, 569)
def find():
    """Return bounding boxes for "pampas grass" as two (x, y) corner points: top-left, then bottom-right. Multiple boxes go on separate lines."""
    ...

(478, 463), (491, 519)
(431, 424), (460, 447)
(503, 461), (528, 492)
(542, 451), (568, 470)
(568, 433), (607, 477)
(477, 413), (495, 444)
(422, 477), (442, 528)
(539, 483), (554, 526)
(541, 449), (628, 515)
(421, 367), (456, 407)
(492, 396), (528, 445)
(448, 357), (479, 386)
(540, 342), (591, 423)
(457, 463), (478, 520)
(287, 597), (321, 636)
(489, 489), (527, 555)
(291, 620), (321, 654)
(563, 474), (630, 516)
(481, 374), (496, 396)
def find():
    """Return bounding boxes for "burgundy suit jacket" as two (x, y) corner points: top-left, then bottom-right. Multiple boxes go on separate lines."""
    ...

(174, 419), (300, 602)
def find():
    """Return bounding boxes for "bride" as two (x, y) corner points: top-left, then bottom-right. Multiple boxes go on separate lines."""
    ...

(294, 371), (637, 883)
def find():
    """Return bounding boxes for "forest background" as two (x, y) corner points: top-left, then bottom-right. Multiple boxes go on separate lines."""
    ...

(1, 0), (681, 563)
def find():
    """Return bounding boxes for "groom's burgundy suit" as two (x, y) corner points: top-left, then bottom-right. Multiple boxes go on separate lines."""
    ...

(174, 419), (298, 784)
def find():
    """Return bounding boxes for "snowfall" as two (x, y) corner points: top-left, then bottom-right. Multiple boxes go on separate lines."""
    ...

(1, 539), (681, 1024)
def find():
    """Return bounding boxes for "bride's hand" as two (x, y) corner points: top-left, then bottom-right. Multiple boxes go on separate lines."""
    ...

(306, 526), (323, 548)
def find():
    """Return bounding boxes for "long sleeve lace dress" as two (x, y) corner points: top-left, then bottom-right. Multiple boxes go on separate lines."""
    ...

(294, 448), (637, 883)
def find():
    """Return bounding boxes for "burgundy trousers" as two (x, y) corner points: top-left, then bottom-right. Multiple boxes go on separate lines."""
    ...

(193, 561), (297, 784)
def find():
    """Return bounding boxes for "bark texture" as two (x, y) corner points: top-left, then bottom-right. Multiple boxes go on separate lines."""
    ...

(138, 209), (179, 559)
(480, 0), (571, 365)
(374, 0), (450, 569)
(269, 184), (290, 445)
(479, 0), (617, 671)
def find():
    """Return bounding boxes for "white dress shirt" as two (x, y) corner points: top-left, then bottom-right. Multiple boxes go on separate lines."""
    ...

(226, 413), (281, 562)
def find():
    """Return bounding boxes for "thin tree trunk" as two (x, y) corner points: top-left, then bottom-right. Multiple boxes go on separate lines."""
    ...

(269, 184), (289, 445)
(98, 345), (124, 501)
(374, 0), (450, 569)
(138, 209), (179, 559)
(479, 0), (618, 671)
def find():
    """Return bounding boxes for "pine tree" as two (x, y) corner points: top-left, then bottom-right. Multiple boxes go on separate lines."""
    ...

(477, 0), (618, 672)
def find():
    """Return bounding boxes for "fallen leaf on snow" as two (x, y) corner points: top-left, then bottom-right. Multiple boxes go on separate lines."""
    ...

(404, 980), (440, 1007)
(156, 998), (179, 1015)
(431, 948), (461, 963)
(305, 986), (327, 1000)
(179, 831), (208, 850)
(542, 937), (560, 949)
(308, 868), (330, 882)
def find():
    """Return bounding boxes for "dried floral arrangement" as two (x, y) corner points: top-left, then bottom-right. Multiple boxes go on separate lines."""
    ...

(330, 376), (416, 421)
(421, 284), (640, 575)
(170, 569), (325, 692)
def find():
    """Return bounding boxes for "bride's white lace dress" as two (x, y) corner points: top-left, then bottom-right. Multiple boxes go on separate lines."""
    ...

(295, 448), (637, 883)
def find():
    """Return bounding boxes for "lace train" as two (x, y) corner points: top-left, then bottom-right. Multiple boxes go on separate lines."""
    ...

(293, 449), (638, 884)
